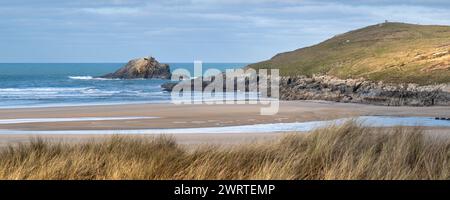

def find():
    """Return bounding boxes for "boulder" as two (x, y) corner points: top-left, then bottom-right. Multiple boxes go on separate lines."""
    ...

(101, 57), (171, 79)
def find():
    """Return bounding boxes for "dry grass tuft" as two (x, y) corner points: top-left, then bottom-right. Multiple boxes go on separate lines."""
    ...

(0, 122), (448, 180)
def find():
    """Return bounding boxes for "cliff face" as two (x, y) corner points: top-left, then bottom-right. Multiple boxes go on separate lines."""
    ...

(101, 57), (171, 79)
(280, 75), (450, 106)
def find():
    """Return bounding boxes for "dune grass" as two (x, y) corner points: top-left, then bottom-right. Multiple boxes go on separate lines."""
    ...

(0, 122), (448, 180)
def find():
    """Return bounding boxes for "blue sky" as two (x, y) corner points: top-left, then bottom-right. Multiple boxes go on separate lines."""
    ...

(1, 0), (450, 63)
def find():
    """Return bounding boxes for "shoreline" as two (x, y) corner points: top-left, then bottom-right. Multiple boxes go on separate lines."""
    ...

(0, 116), (449, 134)
(0, 100), (449, 131)
(1, 101), (449, 129)
(0, 100), (448, 146)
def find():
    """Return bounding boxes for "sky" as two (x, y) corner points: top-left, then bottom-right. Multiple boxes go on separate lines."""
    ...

(1, 0), (450, 63)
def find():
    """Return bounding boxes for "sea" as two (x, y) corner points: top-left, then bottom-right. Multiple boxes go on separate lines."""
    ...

(1, 63), (449, 132)
(0, 63), (247, 108)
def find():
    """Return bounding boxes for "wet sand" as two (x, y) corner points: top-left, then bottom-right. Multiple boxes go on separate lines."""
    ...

(0, 101), (448, 131)
(0, 101), (448, 146)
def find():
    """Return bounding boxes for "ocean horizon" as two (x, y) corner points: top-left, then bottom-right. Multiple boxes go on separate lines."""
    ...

(0, 63), (247, 108)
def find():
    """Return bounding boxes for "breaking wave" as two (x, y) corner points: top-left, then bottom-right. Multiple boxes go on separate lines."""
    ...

(68, 76), (116, 80)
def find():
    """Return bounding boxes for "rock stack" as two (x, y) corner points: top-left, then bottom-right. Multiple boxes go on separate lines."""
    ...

(101, 56), (171, 79)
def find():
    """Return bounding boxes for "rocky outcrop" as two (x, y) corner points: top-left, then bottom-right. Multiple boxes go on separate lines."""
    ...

(280, 75), (450, 106)
(101, 57), (171, 79)
(161, 73), (450, 106)
(161, 72), (258, 92)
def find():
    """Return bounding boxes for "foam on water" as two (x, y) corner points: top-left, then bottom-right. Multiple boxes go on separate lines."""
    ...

(0, 87), (125, 98)
(0, 87), (92, 92)
(68, 76), (95, 80)
(68, 76), (121, 81)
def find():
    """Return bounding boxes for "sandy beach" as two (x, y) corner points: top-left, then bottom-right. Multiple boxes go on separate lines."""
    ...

(0, 101), (448, 131)
(0, 100), (448, 146)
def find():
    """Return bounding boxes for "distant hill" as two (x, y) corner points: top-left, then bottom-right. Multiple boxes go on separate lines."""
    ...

(247, 22), (450, 85)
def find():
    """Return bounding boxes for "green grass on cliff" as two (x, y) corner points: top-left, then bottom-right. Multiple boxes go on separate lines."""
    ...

(248, 22), (450, 84)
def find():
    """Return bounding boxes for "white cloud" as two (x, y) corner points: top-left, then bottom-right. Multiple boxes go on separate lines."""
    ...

(2, 0), (450, 62)
(80, 7), (144, 15)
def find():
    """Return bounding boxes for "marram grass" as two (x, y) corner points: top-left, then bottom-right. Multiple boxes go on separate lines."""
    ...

(0, 122), (448, 180)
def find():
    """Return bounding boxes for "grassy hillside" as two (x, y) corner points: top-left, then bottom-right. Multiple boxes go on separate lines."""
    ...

(248, 22), (450, 84)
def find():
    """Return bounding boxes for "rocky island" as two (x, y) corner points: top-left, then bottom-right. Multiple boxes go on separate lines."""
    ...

(101, 56), (171, 79)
